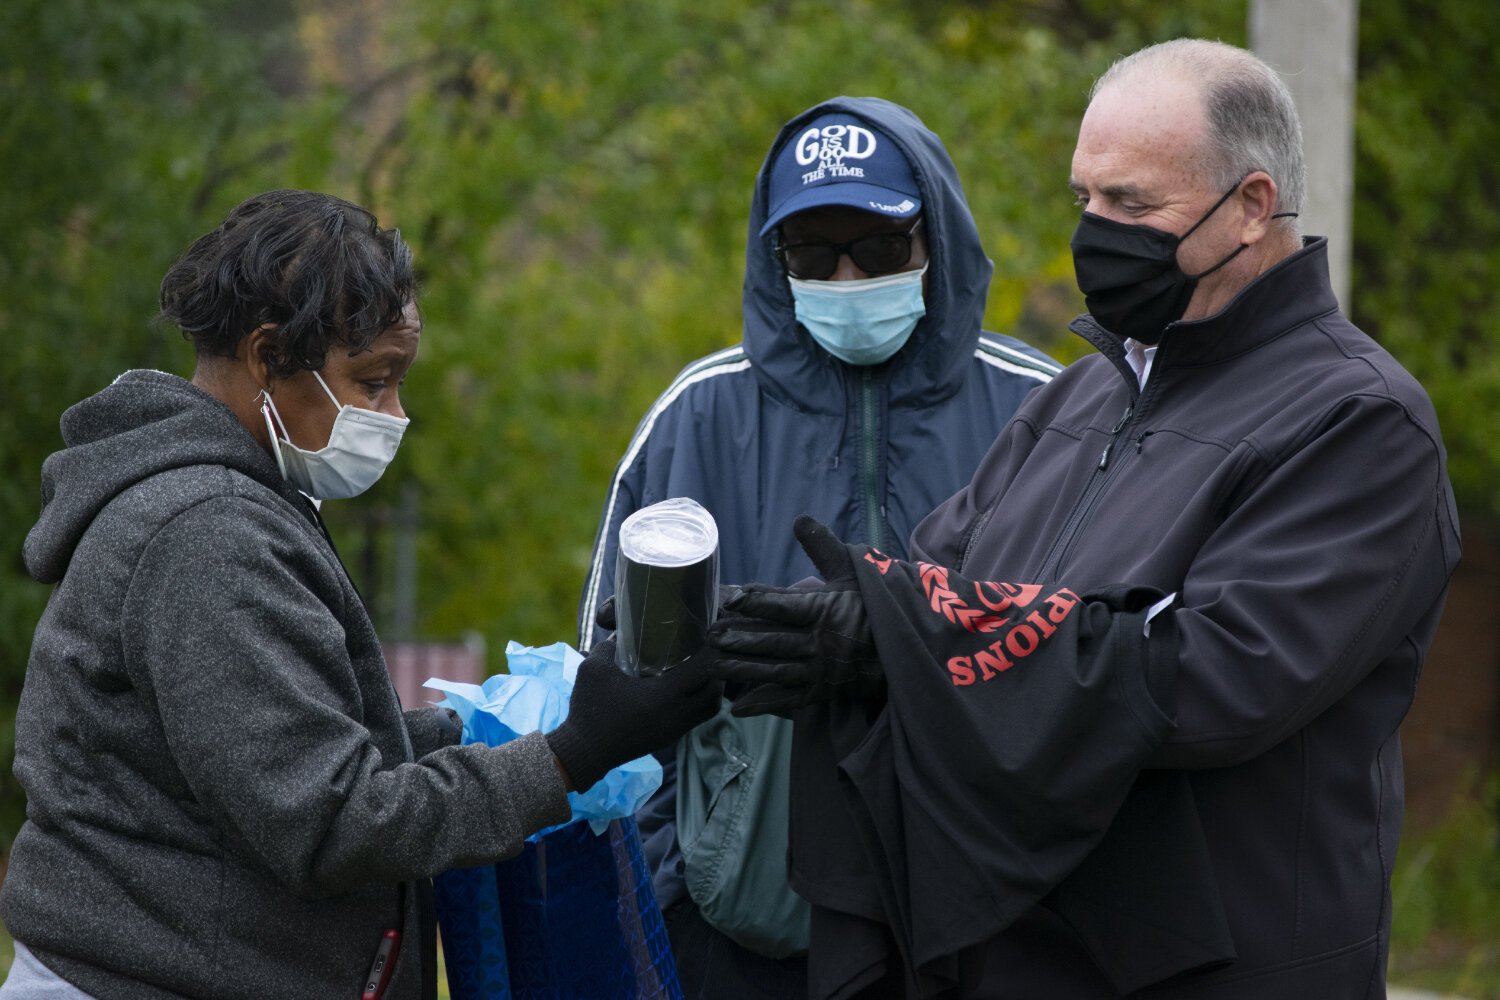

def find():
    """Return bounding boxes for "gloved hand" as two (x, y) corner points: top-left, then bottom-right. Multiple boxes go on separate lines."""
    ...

(707, 515), (883, 717)
(545, 635), (723, 792)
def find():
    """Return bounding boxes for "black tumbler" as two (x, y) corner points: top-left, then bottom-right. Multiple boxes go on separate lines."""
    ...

(614, 497), (720, 676)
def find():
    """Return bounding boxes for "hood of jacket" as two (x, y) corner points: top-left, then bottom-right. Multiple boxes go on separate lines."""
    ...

(25, 369), (306, 584)
(742, 97), (995, 413)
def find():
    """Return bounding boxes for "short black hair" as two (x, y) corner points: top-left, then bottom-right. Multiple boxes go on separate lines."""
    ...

(159, 189), (415, 378)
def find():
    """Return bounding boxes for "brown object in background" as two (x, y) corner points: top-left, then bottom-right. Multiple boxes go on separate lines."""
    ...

(384, 639), (487, 713)
(1400, 520), (1500, 830)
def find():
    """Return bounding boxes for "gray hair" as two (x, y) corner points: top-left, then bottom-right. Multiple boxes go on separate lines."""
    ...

(1092, 39), (1306, 223)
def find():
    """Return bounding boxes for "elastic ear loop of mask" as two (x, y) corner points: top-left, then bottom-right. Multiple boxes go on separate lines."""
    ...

(310, 370), (344, 410)
(258, 390), (293, 480)
(259, 372), (343, 481)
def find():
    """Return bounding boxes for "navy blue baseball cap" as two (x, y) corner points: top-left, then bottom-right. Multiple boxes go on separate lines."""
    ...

(758, 114), (922, 236)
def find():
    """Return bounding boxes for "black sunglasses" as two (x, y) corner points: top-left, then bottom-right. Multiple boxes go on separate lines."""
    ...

(775, 217), (925, 281)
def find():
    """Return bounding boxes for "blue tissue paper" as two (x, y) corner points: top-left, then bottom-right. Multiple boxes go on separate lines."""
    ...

(425, 640), (663, 836)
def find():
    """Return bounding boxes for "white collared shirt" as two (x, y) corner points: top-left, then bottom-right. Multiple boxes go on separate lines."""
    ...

(1124, 338), (1157, 389)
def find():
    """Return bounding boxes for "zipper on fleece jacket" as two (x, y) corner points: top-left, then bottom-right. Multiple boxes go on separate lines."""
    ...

(1036, 402), (1136, 578)
(860, 368), (885, 551)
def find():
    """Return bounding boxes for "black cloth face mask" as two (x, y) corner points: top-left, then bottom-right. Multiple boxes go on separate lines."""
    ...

(1069, 179), (1248, 345)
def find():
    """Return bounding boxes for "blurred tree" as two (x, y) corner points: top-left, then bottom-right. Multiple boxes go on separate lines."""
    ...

(349, 0), (1242, 656)
(1350, 0), (1500, 515)
(0, 0), (328, 846)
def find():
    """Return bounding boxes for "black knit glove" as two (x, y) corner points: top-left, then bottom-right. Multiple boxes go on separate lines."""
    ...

(706, 515), (883, 717)
(545, 635), (722, 792)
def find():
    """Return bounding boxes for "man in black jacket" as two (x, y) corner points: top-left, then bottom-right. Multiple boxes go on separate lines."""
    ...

(708, 39), (1460, 999)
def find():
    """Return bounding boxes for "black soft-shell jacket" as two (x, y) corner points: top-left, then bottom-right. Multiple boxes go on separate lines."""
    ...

(791, 239), (1460, 998)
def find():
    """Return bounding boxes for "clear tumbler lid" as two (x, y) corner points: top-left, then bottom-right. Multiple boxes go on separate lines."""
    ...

(618, 497), (719, 568)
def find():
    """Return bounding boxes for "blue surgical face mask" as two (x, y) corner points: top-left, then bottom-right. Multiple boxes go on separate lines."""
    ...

(788, 265), (928, 366)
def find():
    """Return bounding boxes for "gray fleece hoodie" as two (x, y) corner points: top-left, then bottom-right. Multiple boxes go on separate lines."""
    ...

(5, 370), (570, 1000)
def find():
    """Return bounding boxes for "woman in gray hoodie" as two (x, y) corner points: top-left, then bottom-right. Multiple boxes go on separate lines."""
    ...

(1, 189), (720, 1000)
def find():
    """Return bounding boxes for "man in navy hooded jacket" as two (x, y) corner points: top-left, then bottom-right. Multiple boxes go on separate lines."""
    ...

(578, 98), (1058, 996)
(707, 41), (1461, 999)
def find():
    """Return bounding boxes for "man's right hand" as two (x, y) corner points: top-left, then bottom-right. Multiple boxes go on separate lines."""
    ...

(706, 516), (884, 717)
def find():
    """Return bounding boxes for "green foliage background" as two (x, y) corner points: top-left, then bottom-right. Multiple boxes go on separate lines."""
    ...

(2, 1), (1497, 983)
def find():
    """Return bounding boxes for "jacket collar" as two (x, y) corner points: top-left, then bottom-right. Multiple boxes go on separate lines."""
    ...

(1070, 236), (1340, 373)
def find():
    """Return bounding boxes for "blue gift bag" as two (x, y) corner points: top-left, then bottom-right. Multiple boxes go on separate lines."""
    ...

(433, 858), (511, 998)
(428, 643), (683, 1000)
(434, 817), (681, 1000)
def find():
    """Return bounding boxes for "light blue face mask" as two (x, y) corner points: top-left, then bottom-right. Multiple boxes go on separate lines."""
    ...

(788, 264), (928, 366)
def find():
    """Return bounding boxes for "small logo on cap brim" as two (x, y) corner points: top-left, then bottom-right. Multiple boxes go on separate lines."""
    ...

(868, 198), (917, 215)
